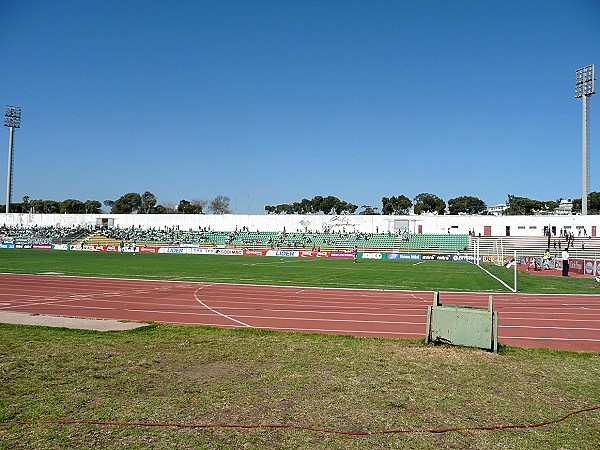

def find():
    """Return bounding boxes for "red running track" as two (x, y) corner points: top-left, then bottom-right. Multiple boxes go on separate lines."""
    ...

(1, 273), (599, 352)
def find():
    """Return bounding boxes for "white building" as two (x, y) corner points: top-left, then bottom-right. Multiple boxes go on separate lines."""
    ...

(556, 199), (573, 215)
(0, 212), (597, 238)
(486, 204), (508, 216)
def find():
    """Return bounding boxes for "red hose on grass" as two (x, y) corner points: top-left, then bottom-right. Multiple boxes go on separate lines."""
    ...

(1, 405), (598, 435)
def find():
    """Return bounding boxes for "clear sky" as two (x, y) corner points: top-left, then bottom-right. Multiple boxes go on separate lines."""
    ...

(1, 0), (599, 214)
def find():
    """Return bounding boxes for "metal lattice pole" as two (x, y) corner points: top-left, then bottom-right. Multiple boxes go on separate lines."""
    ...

(575, 65), (595, 215)
(4, 105), (21, 213)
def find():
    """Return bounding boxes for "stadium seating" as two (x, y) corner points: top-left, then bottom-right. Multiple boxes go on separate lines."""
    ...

(473, 235), (600, 261)
(9, 223), (600, 262)
(0, 225), (90, 244)
(397, 234), (469, 251)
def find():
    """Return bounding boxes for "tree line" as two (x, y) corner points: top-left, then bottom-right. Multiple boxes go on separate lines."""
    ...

(265, 193), (487, 215)
(504, 194), (599, 215)
(2, 191), (597, 215)
(2, 192), (232, 214)
(266, 192), (598, 215)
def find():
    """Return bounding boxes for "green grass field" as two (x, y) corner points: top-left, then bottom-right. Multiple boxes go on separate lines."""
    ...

(1, 249), (598, 294)
(1, 250), (599, 449)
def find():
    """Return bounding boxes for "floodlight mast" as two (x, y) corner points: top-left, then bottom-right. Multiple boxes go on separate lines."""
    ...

(575, 65), (595, 215)
(4, 105), (21, 214)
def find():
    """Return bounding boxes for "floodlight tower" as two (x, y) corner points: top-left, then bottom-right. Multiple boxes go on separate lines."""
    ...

(4, 105), (21, 213)
(575, 65), (595, 215)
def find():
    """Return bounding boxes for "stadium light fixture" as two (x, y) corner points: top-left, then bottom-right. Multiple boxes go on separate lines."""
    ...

(575, 65), (595, 215)
(4, 105), (21, 213)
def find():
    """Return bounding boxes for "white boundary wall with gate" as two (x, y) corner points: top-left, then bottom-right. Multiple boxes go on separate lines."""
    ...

(0, 213), (596, 237)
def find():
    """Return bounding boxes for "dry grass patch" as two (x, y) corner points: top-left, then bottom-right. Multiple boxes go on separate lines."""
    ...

(1, 324), (598, 449)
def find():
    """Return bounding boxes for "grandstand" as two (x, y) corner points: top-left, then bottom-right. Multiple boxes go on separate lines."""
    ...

(0, 223), (467, 254)
(397, 233), (469, 252)
(3, 216), (600, 262)
(0, 225), (89, 245)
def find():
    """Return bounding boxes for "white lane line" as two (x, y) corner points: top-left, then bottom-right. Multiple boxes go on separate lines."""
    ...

(501, 336), (600, 343)
(193, 285), (252, 328)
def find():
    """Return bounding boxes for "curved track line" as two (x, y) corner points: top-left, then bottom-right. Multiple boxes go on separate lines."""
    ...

(2, 274), (599, 351)
(193, 285), (252, 328)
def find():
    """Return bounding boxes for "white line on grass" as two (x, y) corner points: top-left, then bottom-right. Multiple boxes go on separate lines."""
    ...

(474, 263), (515, 292)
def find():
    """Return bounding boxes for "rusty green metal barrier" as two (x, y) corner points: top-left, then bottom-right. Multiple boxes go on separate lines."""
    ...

(425, 292), (499, 352)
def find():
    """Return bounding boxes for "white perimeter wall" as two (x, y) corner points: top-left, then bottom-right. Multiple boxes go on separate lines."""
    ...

(0, 213), (596, 237)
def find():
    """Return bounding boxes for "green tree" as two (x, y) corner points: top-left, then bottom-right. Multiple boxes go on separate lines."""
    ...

(505, 195), (544, 215)
(275, 204), (293, 214)
(103, 200), (115, 211)
(30, 199), (45, 213)
(447, 196), (486, 215)
(298, 198), (313, 214)
(140, 191), (157, 214)
(84, 200), (103, 213)
(413, 193), (446, 215)
(8, 202), (24, 213)
(335, 201), (358, 215)
(110, 193), (142, 214)
(381, 195), (412, 215)
(42, 200), (60, 213)
(320, 196), (337, 214)
(359, 205), (379, 215)
(543, 200), (559, 213)
(266, 196), (357, 214)
(21, 196), (31, 213)
(572, 192), (600, 214)
(177, 199), (203, 214)
(60, 199), (85, 214)
(587, 192), (600, 214)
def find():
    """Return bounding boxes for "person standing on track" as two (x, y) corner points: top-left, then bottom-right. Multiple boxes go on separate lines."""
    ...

(561, 249), (569, 276)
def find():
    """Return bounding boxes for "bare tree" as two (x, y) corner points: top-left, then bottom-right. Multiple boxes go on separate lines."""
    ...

(159, 201), (177, 214)
(208, 195), (232, 214)
(191, 198), (208, 212)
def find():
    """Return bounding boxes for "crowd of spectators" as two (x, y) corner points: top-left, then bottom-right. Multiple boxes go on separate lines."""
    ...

(1, 223), (463, 251)
(101, 225), (229, 245)
(0, 223), (403, 249)
(272, 229), (397, 249)
(0, 224), (91, 243)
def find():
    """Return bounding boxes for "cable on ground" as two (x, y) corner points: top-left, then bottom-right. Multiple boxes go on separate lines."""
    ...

(0, 405), (598, 435)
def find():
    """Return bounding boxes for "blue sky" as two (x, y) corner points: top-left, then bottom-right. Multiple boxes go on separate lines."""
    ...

(1, 0), (599, 214)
